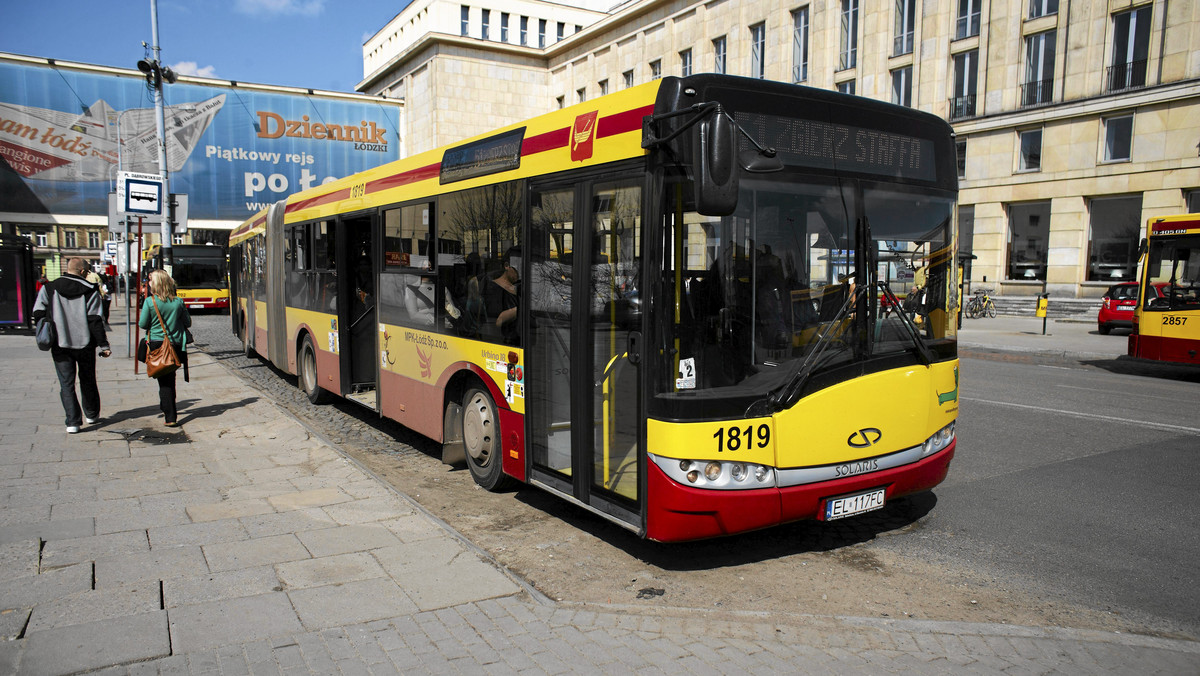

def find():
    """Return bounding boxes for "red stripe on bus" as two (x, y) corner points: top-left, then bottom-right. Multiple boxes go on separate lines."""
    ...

(1151, 222), (1200, 234)
(522, 127), (570, 156)
(370, 162), (441, 191)
(599, 105), (654, 138)
(287, 187), (353, 213)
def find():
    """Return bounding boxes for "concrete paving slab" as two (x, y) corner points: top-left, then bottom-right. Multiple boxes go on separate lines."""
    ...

(185, 497), (275, 523)
(94, 545), (209, 587)
(0, 539), (40, 580)
(296, 523), (403, 557)
(372, 538), (520, 611)
(267, 487), (352, 511)
(149, 517), (250, 548)
(26, 581), (161, 633)
(166, 592), (302, 653)
(0, 517), (94, 547)
(238, 506), (338, 538)
(163, 566), (282, 608)
(20, 609), (169, 676)
(201, 533), (310, 572)
(287, 577), (417, 630)
(0, 607), (30, 641)
(40, 529), (149, 570)
(0, 562), (92, 609)
(276, 552), (388, 590)
(322, 495), (415, 525)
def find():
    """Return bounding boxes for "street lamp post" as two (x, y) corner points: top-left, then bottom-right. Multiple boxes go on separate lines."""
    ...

(136, 0), (176, 275)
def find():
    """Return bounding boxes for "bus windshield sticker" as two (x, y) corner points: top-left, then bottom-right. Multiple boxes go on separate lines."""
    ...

(677, 357), (696, 390)
(734, 112), (937, 182)
(440, 127), (526, 184)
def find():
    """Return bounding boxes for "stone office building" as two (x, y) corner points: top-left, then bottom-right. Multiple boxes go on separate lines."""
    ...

(358, 0), (1199, 298)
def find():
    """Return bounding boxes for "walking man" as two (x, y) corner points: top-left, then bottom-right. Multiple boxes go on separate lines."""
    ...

(33, 258), (112, 433)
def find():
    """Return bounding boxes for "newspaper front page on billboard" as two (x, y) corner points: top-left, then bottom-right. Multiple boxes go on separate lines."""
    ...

(0, 56), (401, 223)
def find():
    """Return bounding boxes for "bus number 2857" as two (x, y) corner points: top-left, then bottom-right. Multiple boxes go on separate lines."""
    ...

(713, 424), (770, 452)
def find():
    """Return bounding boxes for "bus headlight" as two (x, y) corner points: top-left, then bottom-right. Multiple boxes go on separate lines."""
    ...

(651, 454), (776, 489)
(921, 422), (955, 457)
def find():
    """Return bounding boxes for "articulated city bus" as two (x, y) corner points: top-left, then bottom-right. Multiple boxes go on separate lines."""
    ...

(229, 74), (959, 542)
(1130, 214), (1200, 365)
(143, 244), (230, 312)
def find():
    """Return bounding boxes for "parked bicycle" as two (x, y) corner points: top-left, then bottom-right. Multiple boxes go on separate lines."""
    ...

(966, 288), (996, 318)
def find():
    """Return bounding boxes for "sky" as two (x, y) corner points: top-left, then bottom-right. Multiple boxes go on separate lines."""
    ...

(5, 0), (408, 94)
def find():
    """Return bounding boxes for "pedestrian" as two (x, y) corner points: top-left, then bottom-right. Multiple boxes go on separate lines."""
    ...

(32, 257), (112, 434)
(85, 266), (111, 325)
(138, 269), (192, 427)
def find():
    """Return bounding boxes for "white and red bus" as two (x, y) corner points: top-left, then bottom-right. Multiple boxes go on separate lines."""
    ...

(229, 74), (960, 542)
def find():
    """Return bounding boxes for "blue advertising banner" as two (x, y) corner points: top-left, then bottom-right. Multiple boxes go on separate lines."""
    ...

(0, 60), (401, 222)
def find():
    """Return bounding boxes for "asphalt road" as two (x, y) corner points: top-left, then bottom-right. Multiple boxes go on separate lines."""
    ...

(876, 354), (1200, 637)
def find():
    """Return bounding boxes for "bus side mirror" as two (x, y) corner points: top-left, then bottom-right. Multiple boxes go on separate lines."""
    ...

(693, 113), (738, 216)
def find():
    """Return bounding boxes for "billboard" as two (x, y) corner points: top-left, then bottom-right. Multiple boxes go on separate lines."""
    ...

(0, 58), (401, 223)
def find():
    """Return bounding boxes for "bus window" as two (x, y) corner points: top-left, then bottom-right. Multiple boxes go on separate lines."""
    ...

(440, 183), (523, 342)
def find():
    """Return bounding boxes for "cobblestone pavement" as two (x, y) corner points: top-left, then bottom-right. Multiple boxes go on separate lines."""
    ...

(0, 309), (1194, 674)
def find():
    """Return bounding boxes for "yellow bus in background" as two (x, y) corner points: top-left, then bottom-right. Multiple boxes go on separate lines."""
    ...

(1130, 214), (1200, 365)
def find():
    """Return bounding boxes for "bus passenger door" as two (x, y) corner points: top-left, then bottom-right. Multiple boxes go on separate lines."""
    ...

(337, 212), (380, 409)
(527, 176), (643, 529)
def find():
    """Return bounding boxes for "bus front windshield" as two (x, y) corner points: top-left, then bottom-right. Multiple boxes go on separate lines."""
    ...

(654, 174), (956, 414)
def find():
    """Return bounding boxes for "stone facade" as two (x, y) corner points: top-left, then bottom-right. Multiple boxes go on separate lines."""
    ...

(359, 0), (1200, 298)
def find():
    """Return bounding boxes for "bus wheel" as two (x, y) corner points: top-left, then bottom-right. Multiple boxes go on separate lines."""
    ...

(462, 387), (511, 491)
(299, 335), (330, 404)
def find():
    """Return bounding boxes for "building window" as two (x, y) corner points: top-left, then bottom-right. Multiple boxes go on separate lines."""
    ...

(839, 0), (859, 70)
(959, 205), (975, 256)
(501, 13), (509, 42)
(1007, 201), (1051, 281)
(557, 21), (564, 42)
(1028, 0), (1058, 19)
(1103, 114), (1134, 162)
(891, 66), (912, 107)
(1109, 6), (1151, 92)
(556, 95), (565, 109)
(1188, 190), (1200, 213)
(750, 23), (766, 79)
(837, 80), (856, 95)
(792, 7), (809, 82)
(951, 50), (978, 119)
(64, 231), (76, 248)
(481, 9), (489, 40)
(36, 232), (47, 247)
(713, 36), (726, 74)
(520, 16), (528, 45)
(539, 19), (546, 48)
(461, 5), (469, 37)
(598, 79), (608, 96)
(1022, 31), (1056, 107)
(1018, 128), (1042, 172)
(173, 234), (185, 245)
(623, 70), (634, 88)
(894, 0), (915, 56)
(680, 49), (692, 77)
(88, 231), (100, 248)
(956, 0), (981, 40)
(956, 139), (967, 180)
(577, 87), (586, 103)
(649, 59), (662, 80)
(1087, 195), (1142, 282)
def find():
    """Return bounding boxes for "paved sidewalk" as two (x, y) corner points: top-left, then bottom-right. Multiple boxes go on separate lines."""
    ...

(958, 315), (1129, 360)
(0, 320), (1197, 674)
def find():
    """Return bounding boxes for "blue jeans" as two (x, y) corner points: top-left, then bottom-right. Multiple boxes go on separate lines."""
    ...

(52, 347), (99, 426)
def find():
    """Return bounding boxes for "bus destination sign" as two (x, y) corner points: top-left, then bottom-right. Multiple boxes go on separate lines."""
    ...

(440, 127), (526, 184)
(734, 112), (937, 182)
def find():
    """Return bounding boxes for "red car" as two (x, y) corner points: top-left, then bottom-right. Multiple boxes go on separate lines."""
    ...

(1097, 282), (1168, 334)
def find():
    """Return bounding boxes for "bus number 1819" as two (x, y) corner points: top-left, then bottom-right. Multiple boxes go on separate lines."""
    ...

(713, 424), (771, 452)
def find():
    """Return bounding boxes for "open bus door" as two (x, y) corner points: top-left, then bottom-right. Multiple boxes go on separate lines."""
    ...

(526, 174), (644, 531)
(0, 234), (36, 331)
(337, 212), (380, 409)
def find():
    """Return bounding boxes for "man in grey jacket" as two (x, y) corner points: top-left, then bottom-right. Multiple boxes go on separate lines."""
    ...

(33, 258), (112, 433)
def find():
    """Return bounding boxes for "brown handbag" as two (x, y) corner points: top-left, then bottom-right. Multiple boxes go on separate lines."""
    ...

(145, 298), (181, 378)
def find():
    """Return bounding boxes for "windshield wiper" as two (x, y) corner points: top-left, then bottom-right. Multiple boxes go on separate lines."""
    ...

(745, 284), (861, 417)
(876, 280), (933, 366)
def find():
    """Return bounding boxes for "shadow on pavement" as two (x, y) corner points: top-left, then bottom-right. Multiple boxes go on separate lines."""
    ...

(1079, 356), (1200, 383)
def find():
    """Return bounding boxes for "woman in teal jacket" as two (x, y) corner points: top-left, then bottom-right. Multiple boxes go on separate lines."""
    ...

(139, 269), (192, 426)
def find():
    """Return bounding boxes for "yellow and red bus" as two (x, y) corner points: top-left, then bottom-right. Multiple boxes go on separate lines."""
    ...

(143, 244), (230, 312)
(1129, 214), (1200, 365)
(229, 74), (960, 542)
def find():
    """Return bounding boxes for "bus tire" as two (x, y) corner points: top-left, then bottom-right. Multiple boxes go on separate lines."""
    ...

(299, 334), (330, 404)
(462, 387), (511, 491)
